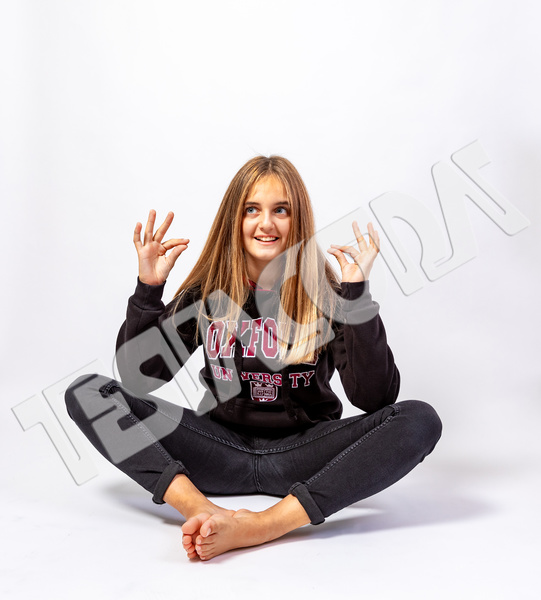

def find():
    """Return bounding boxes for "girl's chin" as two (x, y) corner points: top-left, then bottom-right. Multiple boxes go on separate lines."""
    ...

(247, 250), (285, 268)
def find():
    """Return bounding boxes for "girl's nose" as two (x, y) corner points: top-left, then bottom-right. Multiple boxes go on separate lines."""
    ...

(259, 210), (274, 229)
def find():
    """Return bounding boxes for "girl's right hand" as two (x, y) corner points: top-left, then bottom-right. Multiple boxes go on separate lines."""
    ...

(133, 210), (190, 286)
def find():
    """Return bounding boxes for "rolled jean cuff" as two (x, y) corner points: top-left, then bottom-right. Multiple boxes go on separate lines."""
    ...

(152, 460), (190, 505)
(288, 482), (325, 525)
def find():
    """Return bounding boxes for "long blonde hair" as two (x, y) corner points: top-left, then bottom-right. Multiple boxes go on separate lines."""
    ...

(173, 155), (340, 364)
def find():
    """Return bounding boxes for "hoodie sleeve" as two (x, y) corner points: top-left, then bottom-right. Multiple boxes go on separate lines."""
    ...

(330, 281), (400, 413)
(115, 279), (200, 395)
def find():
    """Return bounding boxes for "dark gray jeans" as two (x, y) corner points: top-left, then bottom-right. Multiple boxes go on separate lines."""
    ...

(65, 374), (442, 525)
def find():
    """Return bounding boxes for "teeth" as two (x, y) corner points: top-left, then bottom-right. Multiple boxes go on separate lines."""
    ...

(256, 237), (278, 241)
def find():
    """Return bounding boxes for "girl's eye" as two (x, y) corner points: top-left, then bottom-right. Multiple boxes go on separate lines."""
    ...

(245, 207), (257, 214)
(275, 207), (288, 215)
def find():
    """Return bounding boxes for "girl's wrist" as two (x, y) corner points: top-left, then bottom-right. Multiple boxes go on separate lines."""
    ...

(138, 276), (166, 286)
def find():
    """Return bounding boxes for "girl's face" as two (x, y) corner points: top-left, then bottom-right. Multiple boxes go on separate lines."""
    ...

(242, 176), (291, 282)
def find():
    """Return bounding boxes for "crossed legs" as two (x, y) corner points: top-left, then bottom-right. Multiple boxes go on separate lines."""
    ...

(65, 375), (442, 561)
(162, 400), (442, 561)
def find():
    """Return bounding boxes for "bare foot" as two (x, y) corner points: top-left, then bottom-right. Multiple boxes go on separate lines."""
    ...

(181, 503), (235, 560)
(194, 509), (273, 561)
(163, 475), (236, 559)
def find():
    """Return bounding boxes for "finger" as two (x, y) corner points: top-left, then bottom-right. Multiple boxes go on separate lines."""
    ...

(133, 222), (143, 249)
(330, 245), (367, 277)
(352, 221), (368, 250)
(367, 222), (380, 252)
(330, 244), (360, 258)
(327, 247), (350, 270)
(162, 238), (190, 250)
(144, 209), (156, 246)
(154, 211), (175, 244)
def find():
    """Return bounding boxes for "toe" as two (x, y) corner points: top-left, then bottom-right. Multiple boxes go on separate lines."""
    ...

(186, 548), (199, 560)
(196, 544), (211, 561)
(181, 512), (211, 536)
(200, 517), (216, 538)
(182, 535), (193, 549)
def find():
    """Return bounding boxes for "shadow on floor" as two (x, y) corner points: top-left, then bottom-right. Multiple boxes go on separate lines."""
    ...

(103, 456), (495, 545)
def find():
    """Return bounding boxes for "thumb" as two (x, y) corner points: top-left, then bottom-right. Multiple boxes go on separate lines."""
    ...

(166, 244), (189, 269)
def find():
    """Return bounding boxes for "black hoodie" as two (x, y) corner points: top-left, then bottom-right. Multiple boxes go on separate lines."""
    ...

(116, 278), (400, 434)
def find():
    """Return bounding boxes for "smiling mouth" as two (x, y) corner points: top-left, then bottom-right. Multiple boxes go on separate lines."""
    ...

(255, 236), (279, 242)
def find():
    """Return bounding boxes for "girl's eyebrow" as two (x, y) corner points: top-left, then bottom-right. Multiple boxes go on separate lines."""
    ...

(244, 200), (290, 206)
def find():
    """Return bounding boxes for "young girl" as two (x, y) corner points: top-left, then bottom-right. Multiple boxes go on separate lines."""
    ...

(66, 155), (441, 561)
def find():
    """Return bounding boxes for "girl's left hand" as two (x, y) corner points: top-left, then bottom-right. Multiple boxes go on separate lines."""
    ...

(327, 221), (380, 282)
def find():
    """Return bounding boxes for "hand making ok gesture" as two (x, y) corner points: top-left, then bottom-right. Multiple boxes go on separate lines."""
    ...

(133, 210), (190, 286)
(327, 221), (380, 283)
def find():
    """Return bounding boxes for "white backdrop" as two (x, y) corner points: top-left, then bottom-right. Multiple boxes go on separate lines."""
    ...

(1, 1), (540, 599)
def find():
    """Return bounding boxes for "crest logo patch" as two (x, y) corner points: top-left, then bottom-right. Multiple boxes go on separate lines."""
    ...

(250, 381), (277, 402)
